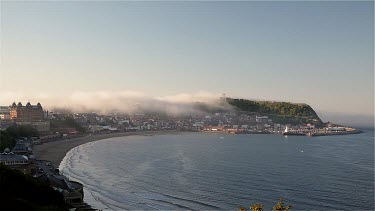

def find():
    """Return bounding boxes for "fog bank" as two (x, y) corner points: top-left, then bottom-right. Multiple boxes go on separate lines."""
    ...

(0, 91), (228, 116)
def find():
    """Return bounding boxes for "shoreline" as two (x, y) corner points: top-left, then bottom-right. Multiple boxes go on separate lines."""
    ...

(33, 130), (181, 168)
(33, 129), (364, 168)
(32, 129), (368, 210)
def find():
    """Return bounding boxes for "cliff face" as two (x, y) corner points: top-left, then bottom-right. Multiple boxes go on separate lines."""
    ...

(226, 98), (323, 125)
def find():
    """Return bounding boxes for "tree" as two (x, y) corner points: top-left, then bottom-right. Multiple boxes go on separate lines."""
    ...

(6, 124), (39, 138)
(273, 198), (292, 211)
(0, 124), (40, 151)
(238, 198), (291, 211)
(0, 164), (68, 210)
(51, 117), (86, 133)
(251, 203), (264, 211)
(0, 130), (16, 152)
(226, 98), (323, 125)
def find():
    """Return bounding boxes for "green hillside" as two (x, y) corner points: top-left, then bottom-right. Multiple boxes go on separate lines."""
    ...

(226, 98), (323, 125)
(0, 164), (68, 210)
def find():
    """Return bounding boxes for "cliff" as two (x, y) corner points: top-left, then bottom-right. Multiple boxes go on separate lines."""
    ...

(226, 98), (323, 125)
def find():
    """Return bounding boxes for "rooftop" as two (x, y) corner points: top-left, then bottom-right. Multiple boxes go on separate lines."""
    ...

(0, 153), (28, 162)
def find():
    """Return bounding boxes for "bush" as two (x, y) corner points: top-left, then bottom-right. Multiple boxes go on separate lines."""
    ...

(0, 124), (39, 151)
(0, 164), (68, 210)
(239, 198), (291, 211)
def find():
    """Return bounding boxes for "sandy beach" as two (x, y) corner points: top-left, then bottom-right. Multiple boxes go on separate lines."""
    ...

(33, 130), (180, 168)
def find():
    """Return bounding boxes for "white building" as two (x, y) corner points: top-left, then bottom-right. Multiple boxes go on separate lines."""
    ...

(0, 153), (28, 166)
(256, 116), (269, 123)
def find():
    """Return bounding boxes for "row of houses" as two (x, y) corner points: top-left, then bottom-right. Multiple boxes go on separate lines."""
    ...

(0, 137), (90, 209)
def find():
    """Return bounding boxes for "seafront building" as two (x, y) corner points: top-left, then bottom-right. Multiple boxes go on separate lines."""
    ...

(48, 174), (85, 206)
(0, 152), (31, 174)
(10, 102), (44, 122)
(0, 153), (29, 166)
(0, 102), (51, 134)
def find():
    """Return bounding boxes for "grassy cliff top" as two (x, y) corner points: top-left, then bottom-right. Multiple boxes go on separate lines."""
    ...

(226, 98), (323, 125)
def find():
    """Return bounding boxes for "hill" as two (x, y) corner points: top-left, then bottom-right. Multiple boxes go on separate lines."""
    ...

(0, 164), (68, 210)
(226, 98), (323, 125)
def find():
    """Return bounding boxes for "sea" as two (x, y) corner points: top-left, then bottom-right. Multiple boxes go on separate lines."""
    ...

(59, 130), (374, 210)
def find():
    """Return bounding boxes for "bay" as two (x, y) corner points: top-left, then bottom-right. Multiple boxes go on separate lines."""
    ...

(60, 131), (374, 210)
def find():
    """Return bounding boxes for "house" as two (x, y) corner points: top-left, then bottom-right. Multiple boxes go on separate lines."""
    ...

(256, 116), (269, 123)
(48, 174), (85, 206)
(12, 142), (32, 155)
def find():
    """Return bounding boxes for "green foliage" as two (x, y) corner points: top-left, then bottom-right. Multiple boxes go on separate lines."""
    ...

(0, 130), (16, 152)
(251, 203), (264, 211)
(6, 124), (39, 138)
(0, 164), (68, 210)
(227, 98), (322, 125)
(273, 198), (292, 211)
(239, 198), (291, 211)
(0, 124), (39, 152)
(51, 116), (86, 133)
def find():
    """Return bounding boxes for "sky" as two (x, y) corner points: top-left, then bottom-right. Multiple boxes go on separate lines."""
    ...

(0, 1), (373, 127)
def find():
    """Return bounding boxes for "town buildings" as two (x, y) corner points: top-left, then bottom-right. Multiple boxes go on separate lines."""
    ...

(0, 102), (51, 133)
(0, 106), (10, 120)
(0, 153), (29, 166)
(0, 152), (31, 174)
(10, 102), (44, 122)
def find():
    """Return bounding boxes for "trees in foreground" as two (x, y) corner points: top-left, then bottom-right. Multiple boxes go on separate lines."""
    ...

(0, 164), (68, 210)
(239, 198), (292, 211)
(0, 124), (39, 151)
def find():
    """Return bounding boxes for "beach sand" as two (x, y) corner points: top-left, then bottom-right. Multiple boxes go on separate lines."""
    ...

(33, 130), (180, 168)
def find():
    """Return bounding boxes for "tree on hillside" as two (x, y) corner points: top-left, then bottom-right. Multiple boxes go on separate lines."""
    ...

(226, 98), (323, 125)
(0, 130), (16, 152)
(0, 164), (68, 210)
(6, 124), (39, 138)
(50, 117), (86, 133)
(0, 124), (40, 151)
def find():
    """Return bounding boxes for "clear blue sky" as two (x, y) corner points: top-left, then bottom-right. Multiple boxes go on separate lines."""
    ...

(0, 1), (373, 125)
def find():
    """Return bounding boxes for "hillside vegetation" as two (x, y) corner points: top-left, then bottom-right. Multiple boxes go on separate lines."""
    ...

(50, 116), (86, 133)
(0, 164), (68, 210)
(0, 124), (39, 151)
(226, 98), (323, 125)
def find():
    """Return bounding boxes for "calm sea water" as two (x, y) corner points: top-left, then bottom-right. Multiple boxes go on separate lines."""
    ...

(60, 131), (374, 210)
